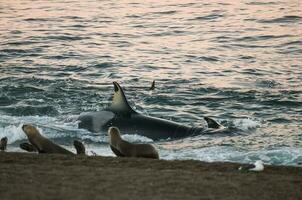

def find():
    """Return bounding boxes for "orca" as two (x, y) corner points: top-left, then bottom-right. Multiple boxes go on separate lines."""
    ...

(78, 82), (224, 140)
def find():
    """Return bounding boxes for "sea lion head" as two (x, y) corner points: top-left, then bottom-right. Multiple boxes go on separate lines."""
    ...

(108, 126), (122, 141)
(1, 137), (7, 144)
(22, 124), (41, 138)
(0, 136), (8, 151)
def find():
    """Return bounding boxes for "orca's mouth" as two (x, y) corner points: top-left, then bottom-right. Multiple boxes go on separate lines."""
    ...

(113, 82), (119, 92)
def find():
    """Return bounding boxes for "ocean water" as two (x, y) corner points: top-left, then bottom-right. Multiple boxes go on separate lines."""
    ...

(0, 0), (301, 166)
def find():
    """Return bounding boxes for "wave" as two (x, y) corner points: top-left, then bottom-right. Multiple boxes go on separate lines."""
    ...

(0, 115), (79, 143)
(231, 118), (260, 131)
(191, 13), (224, 21)
(1, 105), (59, 116)
(259, 15), (302, 23)
(159, 146), (302, 166)
(233, 34), (292, 42)
(0, 124), (26, 144)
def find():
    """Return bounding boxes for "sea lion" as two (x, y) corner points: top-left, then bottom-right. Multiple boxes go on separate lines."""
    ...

(22, 124), (74, 155)
(73, 140), (86, 155)
(108, 126), (159, 159)
(20, 140), (86, 155)
(0, 137), (8, 151)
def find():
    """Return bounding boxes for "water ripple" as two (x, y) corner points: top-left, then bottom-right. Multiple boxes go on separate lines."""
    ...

(259, 15), (302, 23)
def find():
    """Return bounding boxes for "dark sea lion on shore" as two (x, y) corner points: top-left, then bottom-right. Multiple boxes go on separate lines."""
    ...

(0, 137), (8, 151)
(22, 124), (74, 155)
(108, 127), (159, 159)
(73, 140), (86, 155)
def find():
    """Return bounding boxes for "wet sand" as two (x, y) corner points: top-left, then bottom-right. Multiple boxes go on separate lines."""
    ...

(0, 152), (301, 200)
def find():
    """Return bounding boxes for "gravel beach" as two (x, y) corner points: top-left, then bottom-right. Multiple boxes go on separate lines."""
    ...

(0, 152), (301, 200)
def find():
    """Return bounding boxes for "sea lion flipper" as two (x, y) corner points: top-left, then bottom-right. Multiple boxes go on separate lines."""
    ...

(20, 142), (37, 152)
(110, 145), (125, 157)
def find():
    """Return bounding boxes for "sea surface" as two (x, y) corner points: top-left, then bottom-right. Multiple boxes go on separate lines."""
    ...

(0, 0), (301, 166)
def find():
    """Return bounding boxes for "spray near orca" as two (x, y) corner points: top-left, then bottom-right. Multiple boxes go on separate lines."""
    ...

(78, 82), (225, 140)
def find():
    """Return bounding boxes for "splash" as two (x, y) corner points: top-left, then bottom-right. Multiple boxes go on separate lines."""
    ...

(122, 134), (154, 143)
(232, 118), (261, 131)
(0, 115), (80, 143)
(0, 124), (26, 144)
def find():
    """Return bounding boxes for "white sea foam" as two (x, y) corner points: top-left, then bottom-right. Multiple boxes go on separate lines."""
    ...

(232, 118), (260, 131)
(0, 122), (56, 144)
(122, 134), (154, 143)
(158, 146), (302, 166)
(85, 144), (115, 157)
(80, 134), (106, 143)
(0, 124), (26, 144)
(0, 115), (57, 127)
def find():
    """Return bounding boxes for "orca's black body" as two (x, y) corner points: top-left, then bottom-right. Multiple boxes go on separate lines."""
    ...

(78, 82), (224, 140)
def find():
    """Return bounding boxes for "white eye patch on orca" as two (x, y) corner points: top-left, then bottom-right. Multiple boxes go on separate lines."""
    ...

(78, 111), (114, 133)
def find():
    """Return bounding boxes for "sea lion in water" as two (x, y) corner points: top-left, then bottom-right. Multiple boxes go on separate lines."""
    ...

(0, 137), (8, 151)
(22, 124), (74, 155)
(108, 126), (159, 159)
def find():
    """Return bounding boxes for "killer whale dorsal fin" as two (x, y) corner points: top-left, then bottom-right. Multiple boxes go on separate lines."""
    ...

(109, 82), (136, 114)
(204, 117), (222, 129)
(149, 80), (155, 90)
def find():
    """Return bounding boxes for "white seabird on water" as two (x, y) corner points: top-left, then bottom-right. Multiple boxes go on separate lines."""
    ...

(249, 160), (264, 171)
(238, 160), (264, 172)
